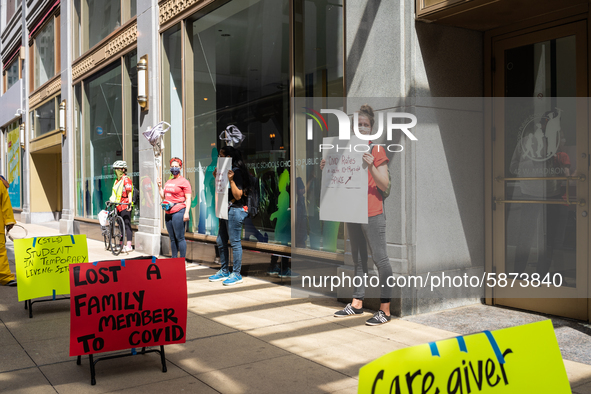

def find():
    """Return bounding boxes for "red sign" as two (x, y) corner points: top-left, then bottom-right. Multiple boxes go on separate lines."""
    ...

(69, 258), (187, 356)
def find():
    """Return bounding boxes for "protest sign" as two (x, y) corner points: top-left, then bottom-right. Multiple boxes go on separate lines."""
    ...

(358, 320), (569, 393)
(69, 258), (188, 356)
(320, 136), (368, 223)
(215, 157), (232, 220)
(14, 235), (88, 302)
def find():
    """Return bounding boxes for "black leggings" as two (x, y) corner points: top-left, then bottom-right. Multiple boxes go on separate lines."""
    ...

(118, 209), (133, 242)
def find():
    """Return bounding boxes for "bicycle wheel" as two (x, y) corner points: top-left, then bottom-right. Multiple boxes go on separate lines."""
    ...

(103, 224), (111, 250)
(110, 216), (125, 255)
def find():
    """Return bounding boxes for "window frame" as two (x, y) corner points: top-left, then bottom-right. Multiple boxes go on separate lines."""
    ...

(5, 0), (17, 26)
(74, 49), (139, 222)
(73, 0), (137, 61)
(3, 53), (21, 93)
(29, 10), (60, 93)
(156, 0), (347, 257)
(29, 94), (61, 141)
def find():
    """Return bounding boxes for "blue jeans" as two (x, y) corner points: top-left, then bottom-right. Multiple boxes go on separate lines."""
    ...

(217, 207), (248, 275)
(165, 208), (187, 258)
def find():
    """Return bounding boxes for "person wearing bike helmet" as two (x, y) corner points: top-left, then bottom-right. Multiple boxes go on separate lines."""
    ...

(110, 160), (134, 253)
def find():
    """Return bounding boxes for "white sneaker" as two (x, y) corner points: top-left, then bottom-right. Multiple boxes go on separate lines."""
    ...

(123, 246), (133, 253)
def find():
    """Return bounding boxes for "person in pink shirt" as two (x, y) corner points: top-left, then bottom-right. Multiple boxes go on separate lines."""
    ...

(157, 157), (192, 259)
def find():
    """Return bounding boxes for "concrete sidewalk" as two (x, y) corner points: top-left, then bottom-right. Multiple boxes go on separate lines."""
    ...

(1, 222), (591, 393)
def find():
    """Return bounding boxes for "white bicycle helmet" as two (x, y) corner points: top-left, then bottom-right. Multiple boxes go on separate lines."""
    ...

(113, 160), (127, 169)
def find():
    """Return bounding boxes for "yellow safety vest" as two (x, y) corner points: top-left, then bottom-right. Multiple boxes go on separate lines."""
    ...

(110, 176), (133, 206)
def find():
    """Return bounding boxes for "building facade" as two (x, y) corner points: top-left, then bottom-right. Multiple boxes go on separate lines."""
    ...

(1, 0), (590, 320)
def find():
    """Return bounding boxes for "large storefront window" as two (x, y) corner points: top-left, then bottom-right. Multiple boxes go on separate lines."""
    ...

(34, 17), (55, 89)
(159, 0), (344, 251)
(161, 24), (183, 170)
(73, 0), (137, 59)
(182, 0), (290, 244)
(294, 0), (344, 253)
(123, 50), (139, 222)
(6, 121), (21, 208)
(76, 52), (139, 221)
(5, 57), (20, 91)
(83, 62), (123, 219)
(74, 83), (83, 216)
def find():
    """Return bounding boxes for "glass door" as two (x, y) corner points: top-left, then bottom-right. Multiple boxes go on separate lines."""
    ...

(492, 21), (589, 320)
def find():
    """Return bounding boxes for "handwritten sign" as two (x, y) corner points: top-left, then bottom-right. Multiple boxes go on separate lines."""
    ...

(69, 258), (188, 356)
(215, 157), (231, 220)
(358, 320), (570, 393)
(320, 136), (368, 224)
(14, 235), (88, 301)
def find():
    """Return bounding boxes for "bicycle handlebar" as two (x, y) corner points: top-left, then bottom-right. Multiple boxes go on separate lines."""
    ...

(105, 201), (127, 207)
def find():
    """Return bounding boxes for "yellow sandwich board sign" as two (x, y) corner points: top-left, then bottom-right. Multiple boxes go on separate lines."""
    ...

(358, 320), (569, 393)
(14, 235), (89, 301)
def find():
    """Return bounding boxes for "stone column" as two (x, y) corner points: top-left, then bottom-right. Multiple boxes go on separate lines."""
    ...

(59, 0), (75, 234)
(341, 0), (485, 316)
(20, 0), (31, 224)
(134, 0), (162, 256)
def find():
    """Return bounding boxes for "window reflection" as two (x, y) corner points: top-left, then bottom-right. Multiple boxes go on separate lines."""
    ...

(84, 62), (123, 219)
(75, 84), (84, 217)
(6, 58), (19, 91)
(161, 24), (183, 175)
(33, 97), (57, 138)
(88, 0), (121, 49)
(34, 18), (55, 89)
(294, 0), (344, 252)
(183, 0), (290, 243)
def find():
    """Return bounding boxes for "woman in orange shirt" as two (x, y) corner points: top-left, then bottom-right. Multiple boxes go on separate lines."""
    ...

(322, 105), (392, 325)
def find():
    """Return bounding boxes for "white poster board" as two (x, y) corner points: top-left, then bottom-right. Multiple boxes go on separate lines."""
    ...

(320, 136), (368, 224)
(215, 157), (232, 219)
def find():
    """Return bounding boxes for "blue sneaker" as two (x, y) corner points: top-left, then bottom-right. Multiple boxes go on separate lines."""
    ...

(209, 269), (230, 282)
(223, 272), (243, 286)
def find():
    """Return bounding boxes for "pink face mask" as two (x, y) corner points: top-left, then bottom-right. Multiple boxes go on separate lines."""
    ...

(358, 126), (371, 134)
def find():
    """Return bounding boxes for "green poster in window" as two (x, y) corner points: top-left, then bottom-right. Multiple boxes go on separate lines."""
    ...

(7, 122), (20, 208)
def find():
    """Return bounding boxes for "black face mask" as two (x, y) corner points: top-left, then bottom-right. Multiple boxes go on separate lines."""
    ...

(170, 167), (181, 176)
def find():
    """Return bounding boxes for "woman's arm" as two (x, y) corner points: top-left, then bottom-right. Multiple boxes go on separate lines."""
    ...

(183, 194), (191, 221)
(371, 163), (389, 192)
(157, 178), (165, 199)
(364, 153), (389, 191)
(228, 170), (243, 200)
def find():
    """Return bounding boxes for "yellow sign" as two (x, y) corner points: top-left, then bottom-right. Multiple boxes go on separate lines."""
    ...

(15, 235), (89, 301)
(7, 122), (19, 185)
(358, 320), (569, 393)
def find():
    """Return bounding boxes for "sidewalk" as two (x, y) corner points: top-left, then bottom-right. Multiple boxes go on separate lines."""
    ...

(1, 222), (591, 393)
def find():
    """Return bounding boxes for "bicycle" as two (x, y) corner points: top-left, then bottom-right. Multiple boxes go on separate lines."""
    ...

(101, 202), (126, 256)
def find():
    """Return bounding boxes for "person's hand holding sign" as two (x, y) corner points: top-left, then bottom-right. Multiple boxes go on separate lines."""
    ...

(362, 152), (375, 166)
(320, 159), (326, 170)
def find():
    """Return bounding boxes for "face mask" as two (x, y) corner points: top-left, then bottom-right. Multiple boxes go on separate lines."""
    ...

(358, 126), (371, 134)
(170, 167), (181, 176)
(115, 169), (124, 178)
